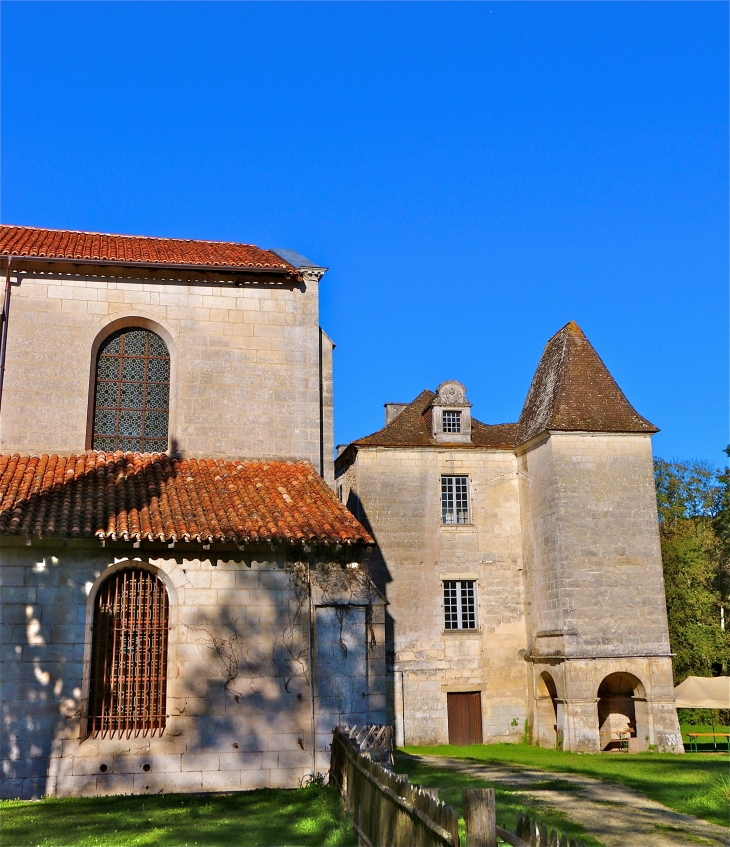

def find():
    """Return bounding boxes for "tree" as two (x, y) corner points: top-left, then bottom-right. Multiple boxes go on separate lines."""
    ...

(654, 455), (730, 726)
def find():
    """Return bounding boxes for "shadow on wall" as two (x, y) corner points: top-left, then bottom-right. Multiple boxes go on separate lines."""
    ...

(1, 552), (87, 800)
(1, 549), (381, 799)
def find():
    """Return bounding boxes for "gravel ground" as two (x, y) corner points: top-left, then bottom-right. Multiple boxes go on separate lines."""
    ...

(413, 755), (729, 847)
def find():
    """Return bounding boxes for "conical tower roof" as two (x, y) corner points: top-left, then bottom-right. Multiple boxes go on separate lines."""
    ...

(516, 321), (658, 446)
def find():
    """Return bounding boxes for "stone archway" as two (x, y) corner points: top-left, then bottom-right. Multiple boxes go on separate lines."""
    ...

(597, 672), (648, 752)
(536, 671), (559, 749)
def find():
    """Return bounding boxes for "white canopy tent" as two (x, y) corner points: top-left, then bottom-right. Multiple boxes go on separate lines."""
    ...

(673, 676), (730, 709)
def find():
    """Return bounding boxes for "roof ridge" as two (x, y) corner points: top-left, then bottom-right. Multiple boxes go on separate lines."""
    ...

(0, 224), (265, 251)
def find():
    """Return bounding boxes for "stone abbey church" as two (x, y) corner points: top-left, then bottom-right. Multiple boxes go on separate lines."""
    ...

(0, 225), (682, 800)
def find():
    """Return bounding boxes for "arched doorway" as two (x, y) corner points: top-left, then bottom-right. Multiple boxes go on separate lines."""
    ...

(536, 671), (559, 749)
(597, 672), (647, 752)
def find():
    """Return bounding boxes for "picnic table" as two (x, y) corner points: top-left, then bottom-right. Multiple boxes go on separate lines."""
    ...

(685, 730), (730, 753)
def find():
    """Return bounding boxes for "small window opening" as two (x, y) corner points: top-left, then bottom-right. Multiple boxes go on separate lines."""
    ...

(442, 410), (462, 433)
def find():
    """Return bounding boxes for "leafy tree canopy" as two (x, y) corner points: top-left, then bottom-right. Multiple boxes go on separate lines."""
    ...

(654, 454), (729, 695)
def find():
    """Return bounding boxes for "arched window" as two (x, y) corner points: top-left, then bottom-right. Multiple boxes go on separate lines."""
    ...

(92, 328), (170, 453)
(88, 568), (169, 738)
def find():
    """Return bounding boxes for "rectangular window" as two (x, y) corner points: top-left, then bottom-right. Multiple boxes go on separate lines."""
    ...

(442, 410), (461, 433)
(441, 476), (469, 524)
(443, 580), (477, 630)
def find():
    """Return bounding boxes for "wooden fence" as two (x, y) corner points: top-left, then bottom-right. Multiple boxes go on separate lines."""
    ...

(329, 726), (459, 847)
(499, 812), (587, 847)
(330, 726), (589, 847)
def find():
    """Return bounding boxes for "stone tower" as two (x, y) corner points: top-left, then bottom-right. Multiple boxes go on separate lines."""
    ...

(516, 322), (682, 752)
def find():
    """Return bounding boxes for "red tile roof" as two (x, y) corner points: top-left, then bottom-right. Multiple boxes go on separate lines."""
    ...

(0, 225), (295, 272)
(516, 321), (658, 445)
(0, 452), (372, 546)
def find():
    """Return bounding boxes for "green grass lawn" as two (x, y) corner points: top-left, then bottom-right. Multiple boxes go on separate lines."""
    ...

(0, 785), (357, 847)
(402, 742), (730, 829)
(394, 752), (604, 847)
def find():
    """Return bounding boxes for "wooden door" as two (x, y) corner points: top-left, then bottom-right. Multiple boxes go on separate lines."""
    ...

(447, 692), (483, 745)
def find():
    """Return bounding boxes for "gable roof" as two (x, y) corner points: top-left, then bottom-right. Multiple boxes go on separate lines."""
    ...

(0, 452), (373, 546)
(0, 225), (295, 273)
(346, 389), (518, 451)
(516, 321), (658, 446)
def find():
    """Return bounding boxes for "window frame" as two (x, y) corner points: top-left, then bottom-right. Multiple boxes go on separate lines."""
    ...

(442, 579), (478, 631)
(441, 475), (470, 525)
(442, 410), (462, 434)
(91, 326), (171, 453)
(86, 567), (169, 739)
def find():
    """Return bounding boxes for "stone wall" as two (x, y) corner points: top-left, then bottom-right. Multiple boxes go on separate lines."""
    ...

(0, 541), (385, 799)
(339, 446), (529, 747)
(517, 432), (681, 752)
(518, 433), (673, 659)
(0, 270), (332, 478)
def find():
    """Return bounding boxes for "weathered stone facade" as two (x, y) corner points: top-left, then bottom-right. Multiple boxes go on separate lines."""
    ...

(336, 324), (683, 754)
(0, 264), (334, 484)
(1, 540), (385, 799)
(0, 227), (378, 800)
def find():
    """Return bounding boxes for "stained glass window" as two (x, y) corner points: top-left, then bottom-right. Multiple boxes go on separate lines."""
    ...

(92, 329), (170, 453)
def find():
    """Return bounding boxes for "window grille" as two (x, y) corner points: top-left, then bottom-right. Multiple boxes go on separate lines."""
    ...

(442, 411), (461, 433)
(88, 568), (169, 738)
(443, 580), (477, 630)
(442, 476), (469, 524)
(92, 328), (170, 453)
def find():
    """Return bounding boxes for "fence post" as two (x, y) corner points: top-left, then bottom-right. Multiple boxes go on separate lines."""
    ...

(463, 788), (496, 847)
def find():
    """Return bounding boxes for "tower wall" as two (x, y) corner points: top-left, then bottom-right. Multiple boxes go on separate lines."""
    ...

(519, 431), (682, 752)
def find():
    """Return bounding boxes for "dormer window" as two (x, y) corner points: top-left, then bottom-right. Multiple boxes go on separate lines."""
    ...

(431, 381), (472, 443)
(442, 410), (461, 433)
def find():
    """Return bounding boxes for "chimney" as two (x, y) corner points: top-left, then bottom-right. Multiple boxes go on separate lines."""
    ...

(384, 403), (408, 425)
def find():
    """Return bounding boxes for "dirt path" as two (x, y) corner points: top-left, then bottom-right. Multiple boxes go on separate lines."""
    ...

(411, 755), (729, 847)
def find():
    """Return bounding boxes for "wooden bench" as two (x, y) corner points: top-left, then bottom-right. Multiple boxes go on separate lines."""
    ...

(599, 730), (632, 752)
(685, 731), (730, 753)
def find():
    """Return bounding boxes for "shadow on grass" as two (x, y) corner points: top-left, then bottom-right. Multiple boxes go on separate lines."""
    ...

(394, 752), (604, 847)
(0, 786), (357, 847)
(401, 743), (730, 830)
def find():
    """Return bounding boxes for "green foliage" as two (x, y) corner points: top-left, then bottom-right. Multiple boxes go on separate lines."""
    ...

(401, 743), (730, 829)
(0, 787), (357, 847)
(654, 456), (730, 684)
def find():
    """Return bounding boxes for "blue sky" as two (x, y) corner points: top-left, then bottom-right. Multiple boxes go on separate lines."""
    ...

(2, 2), (727, 465)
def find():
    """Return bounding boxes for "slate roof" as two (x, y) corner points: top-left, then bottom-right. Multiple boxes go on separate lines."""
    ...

(0, 452), (373, 546)
(338, 321), (656, 464)
(516, 321), (658, 446)
(349, 390), (518, 450)
(0, 225), (295, 272)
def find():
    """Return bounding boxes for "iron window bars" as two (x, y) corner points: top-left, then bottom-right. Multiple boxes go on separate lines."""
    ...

(88, 568), (169, 738)
(442, 410), (462, 433)
(92, 328), (170, 453)
(442, 476), (469, 524)
(443, 580), (477, 630)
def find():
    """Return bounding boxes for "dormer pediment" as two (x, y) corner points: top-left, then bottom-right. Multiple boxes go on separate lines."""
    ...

(431, 380), (472, 443)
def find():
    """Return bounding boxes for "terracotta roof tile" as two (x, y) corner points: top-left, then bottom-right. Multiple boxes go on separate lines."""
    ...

(516, 321), (658, 445)
(0, 453), (373, 546)
(0, 225), (295, 272)
(347, 390), (518, 450)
